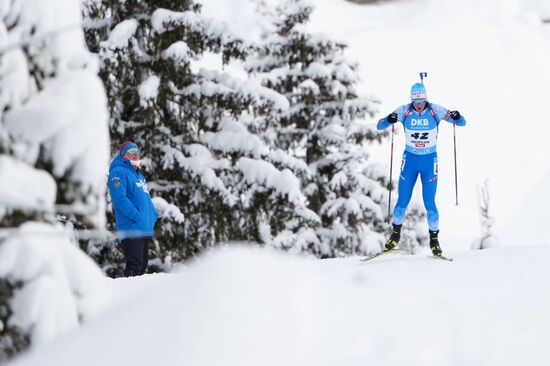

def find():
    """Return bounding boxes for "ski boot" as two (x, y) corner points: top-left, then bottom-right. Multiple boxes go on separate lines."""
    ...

(384, 224), (402, 251)
(429, 230), (443, 256)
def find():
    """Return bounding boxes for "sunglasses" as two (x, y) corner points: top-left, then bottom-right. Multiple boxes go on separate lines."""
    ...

(126, 148), (140, 155)
(412, 99), (427, 105)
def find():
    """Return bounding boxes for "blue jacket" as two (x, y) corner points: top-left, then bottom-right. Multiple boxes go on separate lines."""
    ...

(108, 155), (158, 240)
(377, 102), (466, 155)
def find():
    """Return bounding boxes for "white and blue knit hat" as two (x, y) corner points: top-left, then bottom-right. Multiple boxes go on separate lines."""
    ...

(410, 83), (427, 101)
(119, 141), (139, 157)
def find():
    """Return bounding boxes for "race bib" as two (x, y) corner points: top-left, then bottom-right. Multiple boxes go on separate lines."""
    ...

(405, 127), (437, 150)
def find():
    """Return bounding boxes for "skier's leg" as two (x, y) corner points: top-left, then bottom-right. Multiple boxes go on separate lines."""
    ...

(392, 153), (418, 226)
(420, 154), (439, 232)
(420, 154), (443, 255)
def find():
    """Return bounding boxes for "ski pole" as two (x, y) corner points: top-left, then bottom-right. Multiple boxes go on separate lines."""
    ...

(453, 121), (459, 206)
(387, 124), (395, 225)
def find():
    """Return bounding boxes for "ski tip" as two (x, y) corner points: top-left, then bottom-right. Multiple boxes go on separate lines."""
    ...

(429, 255), (454, 262)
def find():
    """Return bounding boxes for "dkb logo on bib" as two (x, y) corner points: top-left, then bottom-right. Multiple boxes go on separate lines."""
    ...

(411, 118), (429, 126)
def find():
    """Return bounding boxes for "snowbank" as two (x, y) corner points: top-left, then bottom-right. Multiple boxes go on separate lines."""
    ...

(8, 244), (550, 366)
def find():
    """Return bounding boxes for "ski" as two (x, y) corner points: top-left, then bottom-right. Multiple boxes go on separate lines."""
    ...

(429, 254), (454, 262)
(360, 249), (401, 262)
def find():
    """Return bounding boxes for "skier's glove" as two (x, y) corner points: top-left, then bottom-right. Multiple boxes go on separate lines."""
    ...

(387, 113), (398, 124)
(450, 110), (461, 121)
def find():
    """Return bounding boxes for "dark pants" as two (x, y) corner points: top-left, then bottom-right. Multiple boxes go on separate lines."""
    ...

(121, 237), (149, 277)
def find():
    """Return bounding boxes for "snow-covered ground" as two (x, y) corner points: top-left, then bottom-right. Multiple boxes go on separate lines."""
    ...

(307, 0), (550, 248)
(9, 244), (550, 366)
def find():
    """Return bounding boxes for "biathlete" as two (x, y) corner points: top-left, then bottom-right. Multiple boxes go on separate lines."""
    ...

(377, 83), (466, 256)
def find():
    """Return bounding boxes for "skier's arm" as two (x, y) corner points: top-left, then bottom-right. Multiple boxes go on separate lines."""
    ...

(448, 111), (466, 126)
(432, 104), (466, 126)
(377, 106), (405, 130)
(108, 169), (140, 222)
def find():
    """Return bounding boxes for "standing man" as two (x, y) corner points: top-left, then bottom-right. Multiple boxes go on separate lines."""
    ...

(377, 83), (466, 257)
(108, 141), (158, 276)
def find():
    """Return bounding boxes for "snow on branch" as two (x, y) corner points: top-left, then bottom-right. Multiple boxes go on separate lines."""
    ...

(160, 145), (237, 205)
(151, 8), (250, 51)
(4, 70), (109, 201)
(236, 158), (303, 203)
(268, 149), (310, 175)
(102, 19), (138, 50)
(305, 62), (331, 79)
(200, 118), (270, 157)
(0, 156), (56, 212)
(3, 0), (89, 72)
(139, 75), (160, 108)
(152, 197), (185, 223)
(179, 69), (290, 111)
(299, 79), (320, 95)
(234, 79), (290, 111)
(161, 41), (191, 62)
(151, 9), (200, 33)
(320, 194), (383, 221)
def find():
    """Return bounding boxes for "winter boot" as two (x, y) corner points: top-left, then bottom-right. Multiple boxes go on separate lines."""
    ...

(429, 230), (442, 256)
(384, 224), (402, 251)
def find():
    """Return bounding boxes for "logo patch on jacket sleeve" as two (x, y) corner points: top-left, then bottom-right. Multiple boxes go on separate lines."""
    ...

(111, 176), (121, 187)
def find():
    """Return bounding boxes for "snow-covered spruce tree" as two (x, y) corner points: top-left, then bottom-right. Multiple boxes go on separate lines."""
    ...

(83, 0), (320, 267)
(245, 0), (402, 256)
(0, 0), (109, 359)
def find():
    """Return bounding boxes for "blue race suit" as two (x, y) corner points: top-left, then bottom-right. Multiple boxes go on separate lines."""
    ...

(377, 103), (466, 231)
(108, 155), (158, 240)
